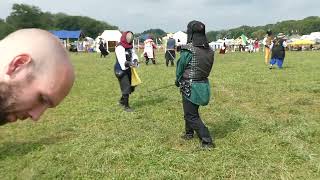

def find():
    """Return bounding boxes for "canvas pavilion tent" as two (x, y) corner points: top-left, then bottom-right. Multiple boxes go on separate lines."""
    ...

(288, 39), (316, 46)
(299, 32), (320, 43)
(209, 41), (223, 50)
(96, 30), (122, 52)
(49, 30), (84, 39)
(173, 31), (187, 45)
(49, 30), (85, 51)
(161, 31), (187, 52)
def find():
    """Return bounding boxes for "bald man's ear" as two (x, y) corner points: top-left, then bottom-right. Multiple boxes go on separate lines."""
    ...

(6, 54), (32, 76)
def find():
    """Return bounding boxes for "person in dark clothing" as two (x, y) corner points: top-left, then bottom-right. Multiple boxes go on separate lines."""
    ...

(165, 34), (176, 66)
(219, 42), (227, 54)
(175, 20), (215, 149)
(99, 39), (109, 58)
(176, 39), (182, 52)
(269, 33), (287, 69)
(114, 31), (139, 112)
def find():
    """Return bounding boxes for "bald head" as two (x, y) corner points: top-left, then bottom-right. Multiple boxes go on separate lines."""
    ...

(0, 28), (75, 125)
(0, 29), (73, 74)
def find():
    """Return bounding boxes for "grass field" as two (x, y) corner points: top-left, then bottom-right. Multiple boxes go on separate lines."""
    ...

(0, 50), (319, 179)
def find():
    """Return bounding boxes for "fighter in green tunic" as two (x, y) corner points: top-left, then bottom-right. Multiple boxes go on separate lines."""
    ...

(175, 20), (215, 149)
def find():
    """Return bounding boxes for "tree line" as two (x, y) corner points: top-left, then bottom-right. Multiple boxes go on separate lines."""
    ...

(0, 3), (118, 39)
(206, 16), (320, 42)
(1, 3), (319, 42)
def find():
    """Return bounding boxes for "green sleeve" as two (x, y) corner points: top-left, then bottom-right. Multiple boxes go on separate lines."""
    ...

(176, 50), (192, 82)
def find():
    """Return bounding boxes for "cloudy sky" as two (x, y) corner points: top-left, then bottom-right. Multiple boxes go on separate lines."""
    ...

(1, 0), (319, 33)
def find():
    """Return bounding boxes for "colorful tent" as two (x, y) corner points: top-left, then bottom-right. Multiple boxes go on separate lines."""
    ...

(288, 39), (316, 45)
(49, 30), (84, 39)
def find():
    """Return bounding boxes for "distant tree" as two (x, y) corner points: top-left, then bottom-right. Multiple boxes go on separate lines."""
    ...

(206, 31), (219, 42)
(138, 28), (167, 42)
(4, 4), (118, 38)
(54, 15), (118, 38)
(251, 29), (265, 39)
(207, 16), (320, 40)
(6, 4), (50, 29)
(0, 19), (15, 39)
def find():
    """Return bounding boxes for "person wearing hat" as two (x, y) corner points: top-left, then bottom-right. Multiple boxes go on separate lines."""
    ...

(175, 20), (215, 149)
(114, 31), (139, 112)
(165, 34), (176, 66)
(263, 30), (274, 65)
(269, 33), (287, 69)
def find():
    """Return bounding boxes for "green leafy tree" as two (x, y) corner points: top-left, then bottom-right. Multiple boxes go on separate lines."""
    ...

(4, 4), (118, 38)
(6, 4), (50, 29)
(207, 16), (320, 40)
(0, 19), (15, 39)
(54, 15), (118, 38)
(136, 29), (167, 43)
(251, 29), (266, 39)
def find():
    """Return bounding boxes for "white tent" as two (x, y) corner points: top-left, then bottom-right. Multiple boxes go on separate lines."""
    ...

(173, 31), (187, 45)
(209, 38), (235, 51)
(300, 35), (314, 40)
(95, 30), (122, 52)
(101, 30), (122, 42)
(83, 37), (95, 52)
(209, 41), (223, 50)
(310, 32), (320, 39)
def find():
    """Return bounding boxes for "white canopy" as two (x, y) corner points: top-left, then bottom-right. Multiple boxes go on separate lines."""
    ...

(94, 30), (122, 52)
(209, 41), (223, 50)
(173, 31), (187, 45)
(310, 32), (320, 39)
(100, 30), (122, 42)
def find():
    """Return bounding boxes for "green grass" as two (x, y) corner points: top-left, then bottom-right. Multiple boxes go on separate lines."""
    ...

(0, 50), (319, 179)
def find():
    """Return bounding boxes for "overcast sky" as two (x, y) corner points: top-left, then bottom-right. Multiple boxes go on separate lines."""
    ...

(1, 0), (319, 33)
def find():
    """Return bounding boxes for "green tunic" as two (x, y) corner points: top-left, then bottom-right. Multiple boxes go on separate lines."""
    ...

(176, 50), (211, 106)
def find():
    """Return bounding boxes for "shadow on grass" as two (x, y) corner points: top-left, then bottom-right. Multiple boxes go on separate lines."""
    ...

(0, 134), (68, 160)
(210, 117), (242, 139)
(132, 95), (167, 109)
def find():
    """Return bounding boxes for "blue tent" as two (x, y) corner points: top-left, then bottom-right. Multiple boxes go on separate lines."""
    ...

(49, 30), (84, 39)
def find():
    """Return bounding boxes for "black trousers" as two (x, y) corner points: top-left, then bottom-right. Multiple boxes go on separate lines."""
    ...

(117, 69), (133, 95)
(117, 72), (134, 108)
(165, 50), (175, 66)
(182, 96), (213, 144)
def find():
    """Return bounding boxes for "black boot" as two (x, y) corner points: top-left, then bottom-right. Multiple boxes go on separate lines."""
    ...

(181, 133), (194, 140)
(123, 95), (133, 112)
(119, 96), (125, 107)
(200, 137), (215, 149)
(201, 141), (215, 149)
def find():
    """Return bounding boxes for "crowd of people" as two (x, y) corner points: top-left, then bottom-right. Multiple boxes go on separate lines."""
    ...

(0, 21), (217, 149)
(216, 30), (288, 69)
(0, 19), (292, 150)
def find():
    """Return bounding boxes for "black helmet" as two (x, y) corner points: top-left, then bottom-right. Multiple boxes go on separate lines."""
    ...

(187, 20), (209, 47)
